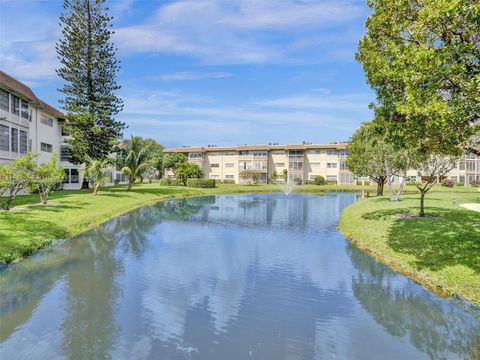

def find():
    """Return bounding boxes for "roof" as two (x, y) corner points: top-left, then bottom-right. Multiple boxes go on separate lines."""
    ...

(0, 70), (65, 119)
(163, 143), (348, 154)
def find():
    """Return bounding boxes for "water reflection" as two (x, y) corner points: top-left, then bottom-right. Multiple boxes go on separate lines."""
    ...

(1, 193), (479, 360)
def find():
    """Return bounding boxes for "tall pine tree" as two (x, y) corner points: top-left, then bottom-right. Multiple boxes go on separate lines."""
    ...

(56, 0), (125, 162)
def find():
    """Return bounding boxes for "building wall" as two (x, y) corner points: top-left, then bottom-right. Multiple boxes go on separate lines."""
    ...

(164, 145), (480, 187)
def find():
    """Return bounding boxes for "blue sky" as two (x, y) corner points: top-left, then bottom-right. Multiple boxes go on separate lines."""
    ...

(0, 0), (373, 147)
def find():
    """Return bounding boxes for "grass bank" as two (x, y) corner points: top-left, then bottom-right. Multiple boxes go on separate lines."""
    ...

(0, 182), (374, 264)
(339, 188), (480, 305)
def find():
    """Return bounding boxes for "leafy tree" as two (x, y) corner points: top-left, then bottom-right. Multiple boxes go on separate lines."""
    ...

(239, 170), (260, 185)
(120, 136), (149, 191)
(163, 153), (186, 172)
(409, 154), (458, 217)
(83, 155), (111, 195)
(123, 137), (164, 177)
(356, 0), (480, 156)
(268, 171), (278, 184)
(313, 176), (326, 185)
(176, 163), (203, 186)
(0, 153), (37, 210)
(29, 152), (65, 204)
(56, 0), (125, 162)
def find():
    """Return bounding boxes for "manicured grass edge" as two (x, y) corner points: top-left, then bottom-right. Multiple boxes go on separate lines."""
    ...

(338, 203), (480, 306)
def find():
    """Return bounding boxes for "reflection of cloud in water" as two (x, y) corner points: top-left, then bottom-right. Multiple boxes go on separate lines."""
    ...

(139, 194), (356, 342)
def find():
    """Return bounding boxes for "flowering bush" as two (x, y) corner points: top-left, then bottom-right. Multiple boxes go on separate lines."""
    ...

(442, 178), (455, 187)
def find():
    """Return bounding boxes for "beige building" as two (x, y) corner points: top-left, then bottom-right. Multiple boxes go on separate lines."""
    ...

(163, 143), (355, 184)
(164, 144), (480, 186)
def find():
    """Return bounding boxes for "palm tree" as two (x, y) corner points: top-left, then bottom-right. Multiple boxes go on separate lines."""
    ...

(121, 136), (149, 191)
(83, 155), (111, 195)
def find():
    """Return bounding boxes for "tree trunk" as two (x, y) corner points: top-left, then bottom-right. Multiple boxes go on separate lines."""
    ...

(376, 181), (384, 196)
(419, 191), (425, 217)
(93, 183), (99, 196)
(127, 181), (132, 192)
(41, 193), (48, 205)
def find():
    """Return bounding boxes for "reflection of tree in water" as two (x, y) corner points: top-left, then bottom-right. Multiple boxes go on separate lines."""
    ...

(60, 227), (122, 359)
(347, 244), (480, 359)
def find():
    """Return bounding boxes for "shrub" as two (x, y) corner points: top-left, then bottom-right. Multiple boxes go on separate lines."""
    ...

(222, 179), (235, 184)
(293, 177), (303, 185)
(313, 175), (326, 185)
(170, 179), (184, 186)
(186, 178), (216, 188)
(441, 178), (455, 187)
(470, 180), (480, 187)
(356, 180), (370, 185)
(159, 178), (172, 186)
(456, 182), (465, 187)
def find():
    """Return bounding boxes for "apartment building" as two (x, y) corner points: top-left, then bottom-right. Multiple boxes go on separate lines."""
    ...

(0, 71), (126, 190)
(163, 143), (355, 184)
(163, 144), (480, 186)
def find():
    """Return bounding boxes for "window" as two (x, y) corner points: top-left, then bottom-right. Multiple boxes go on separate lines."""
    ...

(41, 142), (53, 153)
(252, 150), (267, 157)
(310, 162), (321, 167)
(225, 175), (234, 179)
(64, 168), (80, 184)
(19, 130), (27, 153)
(466, 161), (475, 171)
(225, 163), (234, 168)
(225, 151), (236, 156)
(10, 128), (18, 153)
(326, 175), (337, 182)
(61, 145), (72, 161)
(327, 150), (337, 156)
(459, 161), (465, 170)
(61, 126), (69, 136)
(339, 161), (347, 170)
(239, 161), (252, 170)
(273, 150), (285, 155)
(239, 150), (250, 155)
(20, 101), (30, 120)
(253, 161), (267, 170)
(289, 150), (303, 158)
(274, 162), (285, 167)
(210, 163), (220, 168)
(339, 149), (348, 156)
(12, 96), (20, 115)
(0, 89), (8, 111)
(0, 124), (8, 151)
(308, 150), (321, 154)
(41, 115), (53, 127)
(289, 161), (303, 170)
(327, 162), (337, 168)
(210, 175), (219, 179)
(208, 152), (221, 156)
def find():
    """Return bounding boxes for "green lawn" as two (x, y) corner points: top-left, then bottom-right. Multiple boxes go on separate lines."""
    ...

(0, 182), (374, 264)
(339, 187), (480, 305)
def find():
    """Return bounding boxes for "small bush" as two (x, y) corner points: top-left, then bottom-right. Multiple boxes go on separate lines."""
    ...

(222, 179), (235, 184)
(470, 180), (480, 187)
(170, 179), (184, 186)
(293, 177), (303, 185)
(356, 180), (370, 185)
(441, 178), (455, 187)
(313, 176), (326, 185)
(326, 181), (337, 185)
(456, 182), (464, 187)
(159, 178), (172, 186)
(186, 178), (216, 188)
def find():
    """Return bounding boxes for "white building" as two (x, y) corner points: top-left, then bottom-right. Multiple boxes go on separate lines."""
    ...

(0, 70), (126, 190)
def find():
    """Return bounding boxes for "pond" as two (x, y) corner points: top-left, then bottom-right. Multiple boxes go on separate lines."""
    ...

(1, 193), (479, 359)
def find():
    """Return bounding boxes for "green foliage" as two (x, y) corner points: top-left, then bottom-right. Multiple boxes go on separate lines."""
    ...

(0, 153), (37, 210)
(163, 153), (186, 170)
(239, 170), (260, 185)
(176, 163), (203, 186)
(29, 152), (65, 204)
(186, 179), (216, 188)
(158, 178), (172, 186)
(293, 177), (303, 185)
(313, 176), (326, 185)
(222, 179), (235, 184)
(83, 155), (111, 195)
(268, 171), (278, 184)
(56, 0), (125, 161)
(120, 136), (150, 191)
(357, 0), (480, 156)
(123, 137), (164, 176)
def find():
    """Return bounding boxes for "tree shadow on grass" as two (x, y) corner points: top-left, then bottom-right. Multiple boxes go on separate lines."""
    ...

(367, 207), (480, 273)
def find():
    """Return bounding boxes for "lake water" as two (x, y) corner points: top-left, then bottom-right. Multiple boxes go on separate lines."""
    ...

(1, 193), (479, 359)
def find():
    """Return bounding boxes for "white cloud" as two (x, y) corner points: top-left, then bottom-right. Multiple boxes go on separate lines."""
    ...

(157, 71), (233, 81)
(114, 0), (365, 64)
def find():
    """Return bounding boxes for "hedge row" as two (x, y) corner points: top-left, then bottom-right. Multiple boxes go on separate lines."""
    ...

(186, 179), (216, 188)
